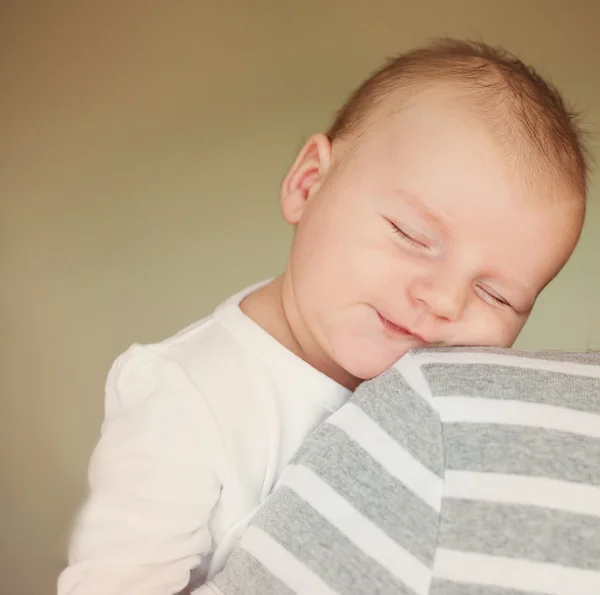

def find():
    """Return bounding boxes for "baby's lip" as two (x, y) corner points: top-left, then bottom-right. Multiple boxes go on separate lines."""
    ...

(376, 311), (429, 344)
(407, 328), (429, 344)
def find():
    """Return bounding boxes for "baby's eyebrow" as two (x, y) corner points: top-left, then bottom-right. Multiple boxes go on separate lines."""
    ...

(390, 188), (445, 228)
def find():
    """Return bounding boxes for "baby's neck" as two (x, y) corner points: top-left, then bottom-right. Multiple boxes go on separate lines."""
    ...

(240, 275), (360, 390)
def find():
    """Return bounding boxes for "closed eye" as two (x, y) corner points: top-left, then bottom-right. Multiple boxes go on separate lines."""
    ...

(477, 285), (511, 309)
(387, 219), (429, 250)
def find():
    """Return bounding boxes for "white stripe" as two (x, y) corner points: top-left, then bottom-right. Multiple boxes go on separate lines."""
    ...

(435, 397), (600, 439)
(392, 353), (434, 403)
(328, 403), (443, 511)
(445, 471), (600, 518)
(240, 526), (339, 595)
(414, 351), (600, 378)
(281, 464), (432, 595)
(435, 548), (600, 595)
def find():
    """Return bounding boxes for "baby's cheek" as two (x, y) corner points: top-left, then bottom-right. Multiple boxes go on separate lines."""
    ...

(461, 308), (524, 347)
(484, 313), (526, 347)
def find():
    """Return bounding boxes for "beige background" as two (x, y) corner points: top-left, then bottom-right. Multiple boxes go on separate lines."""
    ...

(1, 1), (599, 593)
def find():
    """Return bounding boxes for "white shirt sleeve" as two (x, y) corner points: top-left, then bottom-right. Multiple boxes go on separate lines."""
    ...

(58, 345), (227, 595)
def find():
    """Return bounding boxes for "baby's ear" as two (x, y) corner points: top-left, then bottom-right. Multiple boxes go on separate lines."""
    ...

(280, 133), (332, 225)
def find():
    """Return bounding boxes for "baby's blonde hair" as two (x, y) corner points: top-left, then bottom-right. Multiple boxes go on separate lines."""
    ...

(327, 39), (589, 207)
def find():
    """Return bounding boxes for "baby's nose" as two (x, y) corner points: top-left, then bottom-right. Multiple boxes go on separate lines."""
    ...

(410, 277), (468, 323)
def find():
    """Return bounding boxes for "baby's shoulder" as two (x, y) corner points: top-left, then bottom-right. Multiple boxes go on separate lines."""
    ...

(104, 308), (269, 422)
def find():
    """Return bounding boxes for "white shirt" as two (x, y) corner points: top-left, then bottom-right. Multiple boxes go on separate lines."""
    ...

(58, 283), (351, 595)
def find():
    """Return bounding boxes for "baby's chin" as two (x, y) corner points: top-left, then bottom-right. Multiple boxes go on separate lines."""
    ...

(334, 342), (416, 382)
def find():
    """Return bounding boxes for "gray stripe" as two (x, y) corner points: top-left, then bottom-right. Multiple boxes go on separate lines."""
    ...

(422, 364), (600, 413)
(439, 499), (600, 571)
(349, 368), (445, 477)
(430, 579), (537, 595)
(444, 423), (600, 485)
(292, 423), (439, 565)
(211, 547), (295, 595)
(251, 486), (419, 595)
(417, 346), (600, 366)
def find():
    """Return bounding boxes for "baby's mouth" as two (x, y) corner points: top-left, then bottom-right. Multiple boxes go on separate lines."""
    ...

(376, 311), (427, 343)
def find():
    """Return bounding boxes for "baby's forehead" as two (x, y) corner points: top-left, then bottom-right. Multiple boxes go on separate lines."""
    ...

(350, 90), (582, 213)
(369, 80), (582, 201)
(348, 83), (503, 159)
(351, 92), (510, 175)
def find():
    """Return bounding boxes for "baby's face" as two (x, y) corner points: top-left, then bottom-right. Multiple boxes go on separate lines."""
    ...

(281, 98), (581, 386)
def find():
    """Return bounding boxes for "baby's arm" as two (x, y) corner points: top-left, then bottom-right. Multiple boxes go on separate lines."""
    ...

(58, 345), (227, 595)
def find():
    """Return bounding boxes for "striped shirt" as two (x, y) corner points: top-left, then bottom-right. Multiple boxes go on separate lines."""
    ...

(204, 347), (600, 595)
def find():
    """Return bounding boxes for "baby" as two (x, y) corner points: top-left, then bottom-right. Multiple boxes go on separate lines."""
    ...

(58, 39), (588, 595)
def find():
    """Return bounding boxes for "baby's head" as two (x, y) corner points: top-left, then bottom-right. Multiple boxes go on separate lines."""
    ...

(278, 39), (589, 388)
